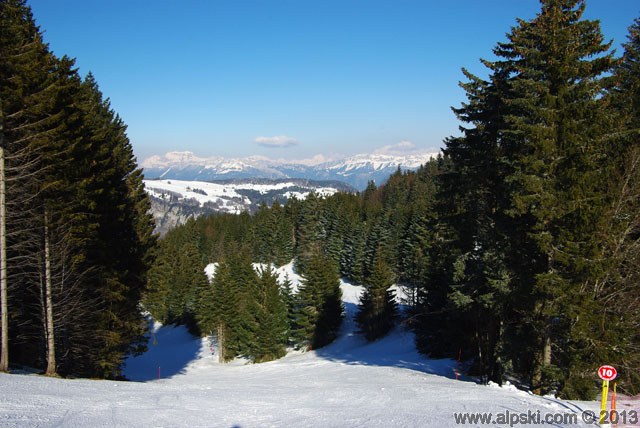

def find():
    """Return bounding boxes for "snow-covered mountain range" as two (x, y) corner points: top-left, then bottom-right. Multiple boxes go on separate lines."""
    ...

(141, 150), (440, 191)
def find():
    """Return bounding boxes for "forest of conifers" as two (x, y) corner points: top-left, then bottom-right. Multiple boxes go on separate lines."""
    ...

(1, 0), (639, 401)
(144, 1), (640, 400)
(0, 1), (156, 378)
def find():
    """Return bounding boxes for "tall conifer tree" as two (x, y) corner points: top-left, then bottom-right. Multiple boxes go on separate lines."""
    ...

(356, 254), (397, 341)
(429, 0), (619, 396)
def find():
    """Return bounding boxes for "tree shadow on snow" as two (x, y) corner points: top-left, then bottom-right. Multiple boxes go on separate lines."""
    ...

(123, 319), (202, 382)
(314, 302), (465, 381)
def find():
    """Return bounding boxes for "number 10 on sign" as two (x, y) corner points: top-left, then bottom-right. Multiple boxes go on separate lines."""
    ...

(598, 365), (617, 425)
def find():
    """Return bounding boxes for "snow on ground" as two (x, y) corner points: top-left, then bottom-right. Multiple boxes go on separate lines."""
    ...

(144, 180), (247, 207)
(0, 277), (609, 427)
(248, 261), (304, 293)
(144, 179), (340, 208)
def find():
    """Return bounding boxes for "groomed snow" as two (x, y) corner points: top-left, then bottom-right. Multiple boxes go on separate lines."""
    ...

(0, 272), (612, 427)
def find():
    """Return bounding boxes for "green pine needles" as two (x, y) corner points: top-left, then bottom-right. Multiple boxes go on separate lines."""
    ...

(0, 0), (156, 378)
(416, 0), (640, 399)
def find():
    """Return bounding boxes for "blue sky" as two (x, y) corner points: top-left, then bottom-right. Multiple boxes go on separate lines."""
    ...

(28, 1), (640, 162)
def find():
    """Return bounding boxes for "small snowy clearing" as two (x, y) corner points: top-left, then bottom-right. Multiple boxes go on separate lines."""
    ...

(0, 274), (609, 427)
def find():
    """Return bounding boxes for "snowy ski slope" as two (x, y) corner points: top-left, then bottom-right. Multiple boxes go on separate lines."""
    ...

(0, 266), (618, 427)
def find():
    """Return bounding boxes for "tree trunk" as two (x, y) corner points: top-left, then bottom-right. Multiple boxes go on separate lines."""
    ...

(532, 329), (552, 395)
(44, 209), (56, 376)
(531, 348), (543, 395)
(217, 323), (225, 364)
(543, 334), (552, 367)
(0, 105), (8, 373)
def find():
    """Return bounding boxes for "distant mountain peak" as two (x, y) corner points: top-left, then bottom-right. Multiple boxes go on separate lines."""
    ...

(141, 150), (441, 190)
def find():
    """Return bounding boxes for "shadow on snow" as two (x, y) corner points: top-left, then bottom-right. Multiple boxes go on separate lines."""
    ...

(314, 301), (462, 380)
(123, 318), (201, 382)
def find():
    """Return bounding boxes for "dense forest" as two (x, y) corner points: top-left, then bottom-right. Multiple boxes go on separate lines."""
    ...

(144, 0), (640, 401)
(0, 1), (156, 378)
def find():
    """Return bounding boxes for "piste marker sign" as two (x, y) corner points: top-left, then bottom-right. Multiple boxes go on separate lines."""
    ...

(598, 365), (617, 381)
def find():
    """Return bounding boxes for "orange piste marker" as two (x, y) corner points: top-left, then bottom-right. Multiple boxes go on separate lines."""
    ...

(611, 382), (617, 425)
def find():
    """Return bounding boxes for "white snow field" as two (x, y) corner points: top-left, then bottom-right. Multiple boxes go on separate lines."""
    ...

(0, 275), (615, 427)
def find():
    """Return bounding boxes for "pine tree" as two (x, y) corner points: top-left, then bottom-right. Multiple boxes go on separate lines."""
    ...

(271, 201), (295, 266)
(0, 1), (157, 377)
(293, 252), (343, 349)
(356, 254), (397, 341)
(279, 274), (296, 346)
(430, 0), (618, 397)
(252, 267), (288, 362)
(170, 241), (208, 333)
(294, 192), (324, 272)
(589, 17), (640, 397)
(142, 245), (173, 324)
(210, 260), (241, 362)
(228, 251), (259, 357)
(495, 0), (615, 396)
(342, 222), (366, 284)
(0, 0), (56, 373)
(253, 203), (274, 264)
(397, 163), (440, 309)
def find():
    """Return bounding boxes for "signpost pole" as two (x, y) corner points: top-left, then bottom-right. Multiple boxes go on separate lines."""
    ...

(611, 382), (617, 425)
(597, 365), (617, 426)
(599, 379), (610, 425)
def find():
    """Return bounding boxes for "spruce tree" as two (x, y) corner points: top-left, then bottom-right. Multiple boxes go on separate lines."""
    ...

(252, 267), (288, 362)
(0, 0), (55, 373)
(293, 252), (343, 349)
(495, 0), (615, 396)
(271, 201), (295, 266)
(432, 0), (618, 397)
(279, 274), (297, 346)
(0, 1), (157, 377)
(356, 254), (397, 341)
(294, 192), (324, 272)
(210, 260), (241, 362)
(593, 17), (640, 397)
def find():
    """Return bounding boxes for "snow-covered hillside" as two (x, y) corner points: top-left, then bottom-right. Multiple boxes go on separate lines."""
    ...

(144, 179), (348, 235)
(0, 267), (613, 427)
(145, 179), (343, 209)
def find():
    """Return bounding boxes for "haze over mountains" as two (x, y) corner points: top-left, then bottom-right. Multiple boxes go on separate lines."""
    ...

(141, 150), (440, 191)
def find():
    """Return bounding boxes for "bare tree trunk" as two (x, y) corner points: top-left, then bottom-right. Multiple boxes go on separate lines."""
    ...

(0, 105), (8, 373)
(531, 327), (552, 395)
(531, 348), (543, 395)
(44, 209), (56, 376)
(217, 323), (225, 364)
(543, 335), (552, 367)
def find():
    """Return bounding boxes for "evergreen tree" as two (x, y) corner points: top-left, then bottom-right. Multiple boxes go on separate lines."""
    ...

(495, 0), (615, 396)
(356, 254), (397, 341)
(397, 163), (440, 309)
(227, 251), (259, 358)
(426, 0), (619, 397)
(252, 267), (288, 362)
(293, 252), (343, 349)
(209, 260), (241, 362)
(0, 1), (156, 377)
(271, 201), (295, 266)
(294, 192), (324, 272)
(592, 17), (640, 397)
(253, 203), (274, 264)
(0, 0), (56, 373)
(279, 274), (297, 346)
(142, 245), (172, 324)
(169, 241), (208, 333)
